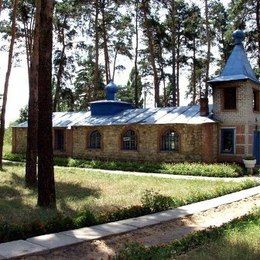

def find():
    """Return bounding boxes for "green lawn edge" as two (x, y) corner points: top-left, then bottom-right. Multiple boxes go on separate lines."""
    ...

(115, 207), (260, 259)
(0, 181), (257, 243)
(3, 152), (247, 178)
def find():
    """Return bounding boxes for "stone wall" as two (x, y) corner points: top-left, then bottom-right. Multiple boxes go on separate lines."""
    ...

(12, 127), (27, 153)
(12, 123), (218, 163)
(72, 123), (218, 163)
(12, 128), (72, 156)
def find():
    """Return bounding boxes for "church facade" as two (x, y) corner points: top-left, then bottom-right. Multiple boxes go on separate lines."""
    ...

(12, 30), (260, 165)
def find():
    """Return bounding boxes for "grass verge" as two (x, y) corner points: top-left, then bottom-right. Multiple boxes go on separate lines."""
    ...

(116, 208), (260, 259)
(0, 164), (258, 242)
(3, 152), (244, 177)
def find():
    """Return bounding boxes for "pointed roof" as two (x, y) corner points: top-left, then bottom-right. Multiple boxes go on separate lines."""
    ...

(209, 30), (259, 85)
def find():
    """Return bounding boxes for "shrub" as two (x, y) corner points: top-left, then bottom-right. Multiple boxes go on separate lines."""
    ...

(160, 162), (243, 177)
(74, 209), (97, 228)
(53, 157), (69, 167)
(3, 152), (26, 162)
(141, 189), (176, 212)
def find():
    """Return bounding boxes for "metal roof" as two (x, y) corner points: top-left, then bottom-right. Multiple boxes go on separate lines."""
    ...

(209, 30), (259, 85)
(14, 105), (216, 128)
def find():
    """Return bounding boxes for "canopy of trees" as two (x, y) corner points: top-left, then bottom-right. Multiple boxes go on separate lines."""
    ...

(1, 0), (259, 110)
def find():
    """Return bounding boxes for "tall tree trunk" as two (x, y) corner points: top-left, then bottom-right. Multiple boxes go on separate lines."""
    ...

(23, 21), (32, 77)
(257, 0), (260, 69)
(53, 16), (67, 112)
(0, 0), (18, 170)
(158, 44), (166, 106)
(192, 36), (196, 104)
(205, 0), (210, 98)
(101, 0), (110, 84)
(134, 0), (139, 107)
(37, 0), (56, 208)
(142, 1), (160, 107)
(171, 0), (177, 107)
(0, 0), (3, 16)
(111, 48), (118, 81)
(176, 33), (180, 106)
(94, 0), (99, 98)
(25, 0), (40, 187)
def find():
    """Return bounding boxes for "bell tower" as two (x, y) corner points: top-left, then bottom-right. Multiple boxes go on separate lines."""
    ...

(209, 30), (260, 162)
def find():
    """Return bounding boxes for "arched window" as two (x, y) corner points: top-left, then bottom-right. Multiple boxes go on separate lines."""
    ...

(89, 130), (101, 149)
(161, 130), (179, 151)
(122, 130), (137, 150)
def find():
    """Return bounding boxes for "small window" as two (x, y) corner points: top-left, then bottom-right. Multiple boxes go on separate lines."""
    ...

(54, 129), (65, 151)
(122, 130), (137, 150)
(89, 130), (101, 149)
(161, 130), (179, 151)
(221, 129), (235, 154)
(253, 90), (260, 111)
(223, 87), (236, 110)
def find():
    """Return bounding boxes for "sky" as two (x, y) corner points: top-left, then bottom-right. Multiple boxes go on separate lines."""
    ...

(0, 0), (231, 126)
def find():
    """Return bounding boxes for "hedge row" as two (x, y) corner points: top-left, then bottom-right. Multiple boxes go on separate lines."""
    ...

(3, 152), (244, 177)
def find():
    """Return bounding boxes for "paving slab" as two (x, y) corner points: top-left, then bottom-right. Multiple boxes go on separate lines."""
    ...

(91, 222), (138, 234)
(146, 208), (190, 223)
(26, 233), (84, 250)
(116, 216), (160, 228)
(61, 227), (113, 241)
(179, 186), (260, 215)
(0, 240), (48, 259)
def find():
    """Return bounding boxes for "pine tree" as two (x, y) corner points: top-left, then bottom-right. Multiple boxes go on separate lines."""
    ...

(37, 0), (56, 208)
(0, 0), (19, 170)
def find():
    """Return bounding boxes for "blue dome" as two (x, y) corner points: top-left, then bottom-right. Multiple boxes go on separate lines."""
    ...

(105, 81), (118, 100)
(232, 29), (245, 45)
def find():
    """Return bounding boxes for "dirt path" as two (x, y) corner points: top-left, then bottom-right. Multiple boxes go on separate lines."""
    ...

(23, 195), (260, 260)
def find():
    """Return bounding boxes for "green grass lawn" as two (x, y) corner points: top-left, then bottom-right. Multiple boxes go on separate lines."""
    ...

(117, 209), (260, 260)
(0, 163), (257, 227)
(178, 210), (260, 259)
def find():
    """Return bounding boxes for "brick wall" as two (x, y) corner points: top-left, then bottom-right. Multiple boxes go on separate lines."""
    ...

(213, 80), (260, 125)
(212, 80), (260, 162)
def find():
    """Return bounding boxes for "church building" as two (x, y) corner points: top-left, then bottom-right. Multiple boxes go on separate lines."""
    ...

(12, 30), (260, 165)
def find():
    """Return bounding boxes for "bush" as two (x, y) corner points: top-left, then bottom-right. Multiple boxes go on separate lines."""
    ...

(73, 209), (97, 228)
(3, 152), (26, 162)
(141, 189), (176, 212)
(160, 162), (243, 177)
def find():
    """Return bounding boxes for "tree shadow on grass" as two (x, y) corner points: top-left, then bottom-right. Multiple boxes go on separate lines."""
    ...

(55, 181), (101, 216)
(0, 172), (101, 224)
(0, 185), (22, 199)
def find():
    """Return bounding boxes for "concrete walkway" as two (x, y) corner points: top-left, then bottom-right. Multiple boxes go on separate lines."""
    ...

(0, 185), (259, 259)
